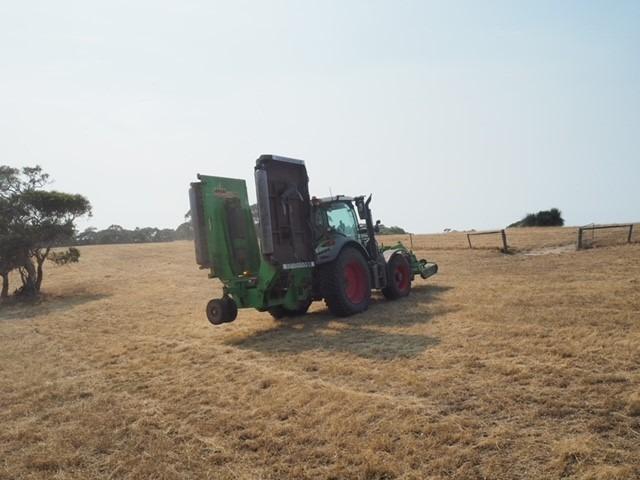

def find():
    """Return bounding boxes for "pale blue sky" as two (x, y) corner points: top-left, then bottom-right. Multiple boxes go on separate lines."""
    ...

(1, 1), (638, 233)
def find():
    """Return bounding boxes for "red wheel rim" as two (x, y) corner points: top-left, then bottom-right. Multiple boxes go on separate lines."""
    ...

(394, 262), (410, 291)
(344, 260), (366, 303)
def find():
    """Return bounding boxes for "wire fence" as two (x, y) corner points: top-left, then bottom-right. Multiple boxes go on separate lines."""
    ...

(466, 229), (508, 253)
(380, 224), (638, 252)
(577, 224), (635, 249)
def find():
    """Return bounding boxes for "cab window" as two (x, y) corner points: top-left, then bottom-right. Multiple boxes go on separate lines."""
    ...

(326, 202), (358, 239)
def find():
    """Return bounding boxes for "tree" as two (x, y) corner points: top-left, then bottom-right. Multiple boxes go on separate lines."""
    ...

(0, 166), (30, 298)
(76, 227), (98, 245)
(508, 208), (565, 228)
(176, 210), (194, 240)
(155, 228), (176, 242)
(0, 165), (91, 298)
(377, 224), (408, 235)
(132, 227), (158, 243)
(175, 221), (194, 240)
(0, 233), (26, 299)
(94, 224), (128, 244)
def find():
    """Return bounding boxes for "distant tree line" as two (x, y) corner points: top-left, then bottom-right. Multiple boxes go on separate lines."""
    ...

(508, 208), (564, 228)
(74, 218), (408, 245)
(74, 221), (193, 246)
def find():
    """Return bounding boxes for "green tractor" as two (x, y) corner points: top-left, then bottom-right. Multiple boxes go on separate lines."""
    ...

(189, 155), (437, 324)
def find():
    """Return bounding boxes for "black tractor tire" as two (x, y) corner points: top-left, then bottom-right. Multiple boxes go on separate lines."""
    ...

(206, 297), (237, 325)
(268, 299), (312, 320)
(222, 296), (238, 323)
(321, 247), (371, 317)
(206, 299), (225, 325)
(382, 254), (412, 300)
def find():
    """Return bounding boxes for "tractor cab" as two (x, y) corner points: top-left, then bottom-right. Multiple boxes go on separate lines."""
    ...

(313, 197), (360, 240)
(311, 196), (383, 270)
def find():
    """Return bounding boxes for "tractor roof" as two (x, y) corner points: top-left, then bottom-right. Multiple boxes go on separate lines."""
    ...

(313, 195), (355, 205)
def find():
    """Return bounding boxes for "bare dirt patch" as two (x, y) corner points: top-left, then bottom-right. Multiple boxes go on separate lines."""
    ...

(521, 244), (576, 256)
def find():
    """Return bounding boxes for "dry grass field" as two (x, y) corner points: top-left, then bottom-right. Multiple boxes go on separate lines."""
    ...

(1, 227), (639, 479)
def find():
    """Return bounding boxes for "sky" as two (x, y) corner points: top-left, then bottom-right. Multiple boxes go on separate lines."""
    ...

(1, 0), (639, 234)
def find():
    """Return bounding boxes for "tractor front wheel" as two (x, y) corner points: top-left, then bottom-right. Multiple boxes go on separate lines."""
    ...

(322, 247), (371, 317)
(382, 254), (412, 300)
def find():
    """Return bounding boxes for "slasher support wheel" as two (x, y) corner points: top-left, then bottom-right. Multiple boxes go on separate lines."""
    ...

(382, 254), (412, 300)
(206, 296), (238, 325)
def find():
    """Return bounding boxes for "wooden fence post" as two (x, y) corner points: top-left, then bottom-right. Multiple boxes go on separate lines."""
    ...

(467, 233), (472, 249)
(501, 229), (508, 252)
(577, 228), (583, 249)
(628, 224), (634, 244)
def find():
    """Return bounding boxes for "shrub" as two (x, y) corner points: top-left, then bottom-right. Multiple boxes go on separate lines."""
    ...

(509, 208), (564, 228)
(378, 225), (408, 235)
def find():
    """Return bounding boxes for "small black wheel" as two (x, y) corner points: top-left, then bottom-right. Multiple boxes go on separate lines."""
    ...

(382, 254), (412, 300)
(222, 296), (238, 323)
(206, 297), (238, 325)
(206, 299), (225, 325)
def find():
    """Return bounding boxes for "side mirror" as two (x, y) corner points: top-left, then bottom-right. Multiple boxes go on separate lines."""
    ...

(355, 198), (366, 219)
(374, 220), (381, 233)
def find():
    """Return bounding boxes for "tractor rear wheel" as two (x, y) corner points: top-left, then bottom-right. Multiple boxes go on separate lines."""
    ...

(382, 254), (412, 300)
(322, 247), (371, 317)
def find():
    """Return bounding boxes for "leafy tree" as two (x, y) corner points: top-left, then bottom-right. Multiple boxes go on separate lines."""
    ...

(508, 208), (564, 228)
(156, 228), (176, 242)
(93, 224), (128, 244)
(0, 166), (32, 298)
(50, 247), (81, 265)
(378, 224), (408, 235)
(76, 227), (98, 245)
(176, 209), (194, 240)
(0, 233), (26, 299)
(175, 221), (194, 240)
(0, 165), (91, 298)
(131, 227), (159, 243)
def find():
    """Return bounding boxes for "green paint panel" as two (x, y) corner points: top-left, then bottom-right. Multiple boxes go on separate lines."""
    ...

(197, 175), (261, 279)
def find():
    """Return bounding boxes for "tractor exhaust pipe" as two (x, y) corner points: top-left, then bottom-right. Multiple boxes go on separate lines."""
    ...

(419, 262), (438, 279)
